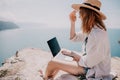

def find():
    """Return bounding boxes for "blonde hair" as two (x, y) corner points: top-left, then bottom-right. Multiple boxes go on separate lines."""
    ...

(79, 7), (106, 34)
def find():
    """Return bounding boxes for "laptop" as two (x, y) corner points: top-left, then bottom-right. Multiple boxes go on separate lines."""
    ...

(47, 37), (73, 61)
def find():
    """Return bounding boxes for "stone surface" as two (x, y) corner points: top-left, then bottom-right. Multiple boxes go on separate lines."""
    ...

(0, 48), (119, 80)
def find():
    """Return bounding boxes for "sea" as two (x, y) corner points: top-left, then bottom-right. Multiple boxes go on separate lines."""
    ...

(0, 25), (120, 66)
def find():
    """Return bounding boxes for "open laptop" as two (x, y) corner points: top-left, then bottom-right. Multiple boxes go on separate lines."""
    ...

(47, 37), (73, 61)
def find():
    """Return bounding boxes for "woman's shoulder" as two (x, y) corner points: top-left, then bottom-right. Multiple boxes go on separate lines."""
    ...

(93, 27), (106, 35)
(89, 27), (107, 41)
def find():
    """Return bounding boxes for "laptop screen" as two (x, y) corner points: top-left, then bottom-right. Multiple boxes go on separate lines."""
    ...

(47, 37), (61, 57)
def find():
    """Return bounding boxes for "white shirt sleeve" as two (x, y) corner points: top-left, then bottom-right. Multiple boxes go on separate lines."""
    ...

(70, 31), (86, 42)
(78, 31), (106, 68)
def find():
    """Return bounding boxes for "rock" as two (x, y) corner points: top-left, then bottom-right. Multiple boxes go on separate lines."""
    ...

(111, 57), (120, 80)
(0, 48), (52, 80)
(0, 48), (119, 80)
(0, 69), (8, 78)
(118, 40), (120, 44)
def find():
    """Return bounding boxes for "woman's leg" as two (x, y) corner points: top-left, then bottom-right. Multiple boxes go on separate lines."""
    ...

(44, 59), (85, 80)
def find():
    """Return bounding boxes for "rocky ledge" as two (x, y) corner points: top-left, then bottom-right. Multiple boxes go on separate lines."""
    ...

(0, 48), (120, 80)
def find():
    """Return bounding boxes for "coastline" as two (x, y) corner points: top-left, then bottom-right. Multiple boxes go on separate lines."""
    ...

(0, 48), (120, 80)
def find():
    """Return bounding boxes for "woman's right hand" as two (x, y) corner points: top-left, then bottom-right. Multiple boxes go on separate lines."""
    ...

(69, 10), (77, 22)
(61, 49), (72, 57)
(61, 49), (81, 62)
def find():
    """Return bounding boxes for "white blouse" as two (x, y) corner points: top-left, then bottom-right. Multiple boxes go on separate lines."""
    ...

(71, 27), (111, 79)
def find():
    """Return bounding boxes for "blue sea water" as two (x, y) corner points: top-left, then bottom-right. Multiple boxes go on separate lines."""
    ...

(0, 26), (120, 66)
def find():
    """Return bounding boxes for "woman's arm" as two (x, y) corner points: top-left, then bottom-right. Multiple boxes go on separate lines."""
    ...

(69, 11), (76, 39)
(69, 11), (85, 42)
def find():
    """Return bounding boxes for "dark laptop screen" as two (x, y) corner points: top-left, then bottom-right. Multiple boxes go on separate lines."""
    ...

(47, 37), (61, 57)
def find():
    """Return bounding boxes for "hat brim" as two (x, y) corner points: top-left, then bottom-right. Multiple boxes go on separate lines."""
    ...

(72, 4), (106, 20)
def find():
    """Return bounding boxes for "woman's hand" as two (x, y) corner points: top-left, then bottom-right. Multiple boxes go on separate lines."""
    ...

(71, 52), (81, 62)
(61, 49), (72, 57)
(69, 10), (77, 22)
(61, 49), (81, 62)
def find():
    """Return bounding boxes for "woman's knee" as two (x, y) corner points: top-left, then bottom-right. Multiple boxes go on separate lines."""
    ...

(48, 60), (59, 67)
(48, 60), (55, 66)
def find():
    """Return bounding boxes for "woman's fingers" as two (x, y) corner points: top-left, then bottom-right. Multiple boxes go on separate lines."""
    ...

(61, 49), (66, 54)
(61, 49), (71, 56)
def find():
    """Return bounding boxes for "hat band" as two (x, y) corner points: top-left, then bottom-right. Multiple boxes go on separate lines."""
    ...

(83, 3), (100, 10)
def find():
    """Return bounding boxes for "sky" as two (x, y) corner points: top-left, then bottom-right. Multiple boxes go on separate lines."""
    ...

(0, 0), (120, 28)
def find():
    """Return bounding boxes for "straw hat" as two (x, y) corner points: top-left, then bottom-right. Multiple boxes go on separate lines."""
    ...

(72, 0), (106, 20)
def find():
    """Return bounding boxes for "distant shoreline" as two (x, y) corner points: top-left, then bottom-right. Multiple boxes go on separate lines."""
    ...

(0, 27), (19, 32)
(0, 21), (19, 31)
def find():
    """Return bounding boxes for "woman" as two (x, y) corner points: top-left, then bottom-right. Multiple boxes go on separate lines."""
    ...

(40, 0), (111, 80)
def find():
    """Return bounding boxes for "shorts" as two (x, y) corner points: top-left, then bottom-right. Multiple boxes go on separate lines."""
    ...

(83, 67), (90, 75)
(77, 67), (90, 80)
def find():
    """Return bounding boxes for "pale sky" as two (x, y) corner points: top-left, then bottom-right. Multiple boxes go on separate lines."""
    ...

(0, 0), (120, 28)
